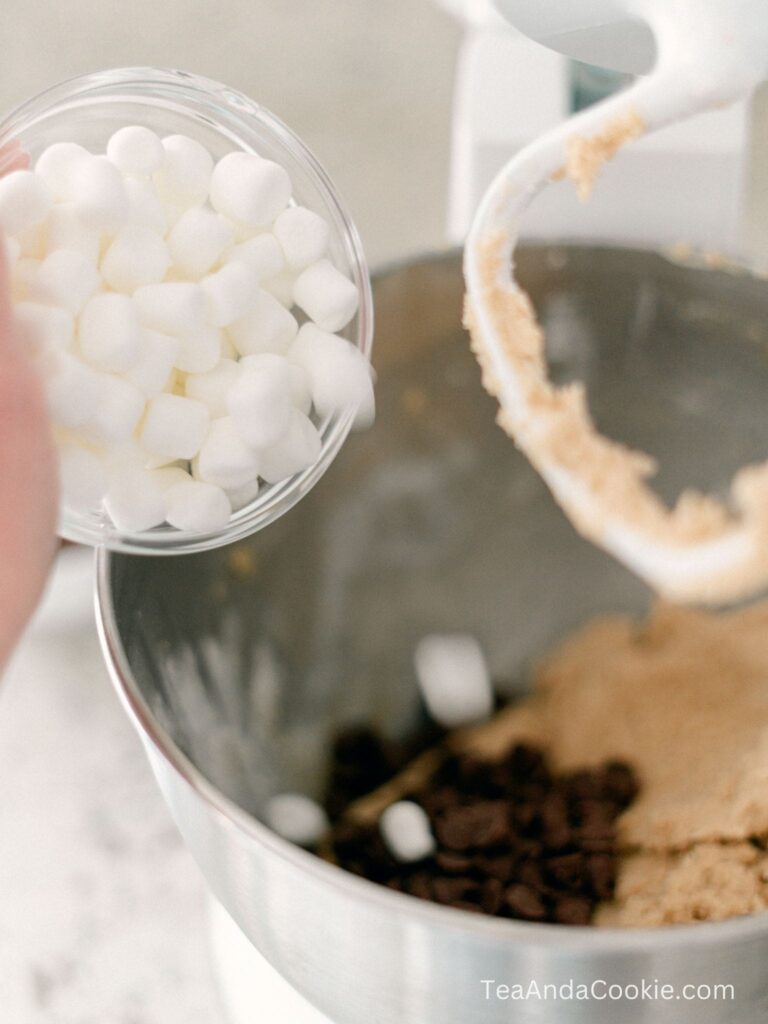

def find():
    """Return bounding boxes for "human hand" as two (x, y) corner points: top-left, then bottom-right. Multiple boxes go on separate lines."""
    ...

(0, 234), (58, 670)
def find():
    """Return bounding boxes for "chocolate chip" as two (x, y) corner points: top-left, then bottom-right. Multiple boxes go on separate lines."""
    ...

(546, 852), (587, 890)
(587, 853), (616, 900)
(554, 895), (593, 926)
(433, 876), (482, 906)
(435, 802), (509, 851)
(436, 850), (476, 874)
(505, 883), (547, 921)
(481, 877), (505, 914)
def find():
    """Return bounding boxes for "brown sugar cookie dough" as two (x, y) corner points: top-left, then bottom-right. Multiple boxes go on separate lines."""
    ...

(320, 602), (768, 927)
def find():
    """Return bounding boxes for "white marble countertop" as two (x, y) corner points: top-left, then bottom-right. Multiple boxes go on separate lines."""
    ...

(0, 551), (222, 1023)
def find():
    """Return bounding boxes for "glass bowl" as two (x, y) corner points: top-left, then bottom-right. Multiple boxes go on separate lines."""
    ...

(0, 67), (373, 554)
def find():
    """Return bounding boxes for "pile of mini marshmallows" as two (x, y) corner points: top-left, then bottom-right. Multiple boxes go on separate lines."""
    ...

(0, 126), (373, 534)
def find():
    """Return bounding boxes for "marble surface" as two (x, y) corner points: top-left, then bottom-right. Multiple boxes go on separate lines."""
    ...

(0, 3), (461, 1019)
(0, 551), (220, 1022)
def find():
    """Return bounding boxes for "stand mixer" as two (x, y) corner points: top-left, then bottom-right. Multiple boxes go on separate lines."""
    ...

(97, 4), (768, 1022)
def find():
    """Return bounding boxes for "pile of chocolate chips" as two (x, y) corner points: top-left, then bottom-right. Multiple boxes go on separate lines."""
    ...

(322, 735), (639, 925)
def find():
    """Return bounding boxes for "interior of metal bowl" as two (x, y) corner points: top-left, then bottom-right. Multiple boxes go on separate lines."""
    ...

(101, 244), (768, 823)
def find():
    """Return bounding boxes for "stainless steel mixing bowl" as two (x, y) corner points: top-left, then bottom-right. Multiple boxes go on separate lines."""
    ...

(97, 247), (768, 1023)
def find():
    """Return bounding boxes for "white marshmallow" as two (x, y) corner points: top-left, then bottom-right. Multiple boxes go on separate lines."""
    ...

(104, 468), (166, 532)
(175, 324), (222, 374)
(79, 293), (141, 372)
(4, 236), (20, 270)
(200, 261), (260, 327)
(0, 170), (52, 236)
(46, 204), (101, 262)
(70, 156), (129, 233)
(262, 270), (296, 308)
(185, 358), (240, 415)
(274, 205), (330, 269)
(258, 409), (321, 484)
(287, 361), (312, 415)
(264, 793), (328, 847)
(107, 126), (164, 177)
(11, 258), (42, 301)
(124, 328), (180, 397)
(140, 393), (209, 460)
(85, 374), (146, 445)
(35, 142), (89, 199)
(124, 178), (167, 234)
(293, 259), (359, 332)
(228, 288), (298, 357)
(133, 282), (207, 335)
(101, 225), (170, 293)
(39, 351), (101, 428)
(290, 323), (374, 424)
(226, 354), (293, 449)
(163, 478), (231, 532)
(16, 222), (48, 259)
(58, 443), (108, 513)
(30, 249), (100, 314)
(413, 634), (494, 729)
(209, 151), (291, 227)
(15, 301), (74, 354)
(154, 134), (213, 209)
(226, 476), (261, 511)
(168, 207), (233, 279)
(379, 801), (436, 863)
(196, 416), (260, 489)
(223, 232), (284, 281)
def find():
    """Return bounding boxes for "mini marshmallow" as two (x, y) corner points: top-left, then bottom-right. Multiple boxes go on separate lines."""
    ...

(154, 134), (213, 209)
(274, 205), (330, 269)
(16, 221), (48, 259)
(31, 249), (100, 314)
(209, 151), (291, 227)
(413, 634), (494, 729)
(107, 126), (164, 177)
(175, 324), (222, 374)
(293, 259), (359, 332)
(140, 393), (209, 460)
(101, 225), (170, 293)
(258, 409), (321, 484)
(79, 293), (141, 373)
(287, 361), (312, 415)
(69, 156), (129, 233)
(0, 170), (52, 236)
(290, 323), (373, 423)
(185, 358), (240, 415)
(4, 236), (20, 269)
(196, 416), (260, 489)
(226, 354), (293, 449)
(168, 207), (233, 279)
(39, 351), (101, 428)
(124, 328), (180, 397)
(200, 261), (260, 327)
(35, 142), (89, 199)
(264, 793), (329, 847)
(262, 270), (296, 309)
(163, 478), (231, 532)
(104, 468), (166, 532)
(15, 301), (74, 353)
(226, 476), (261, 511)
(46, 204), (101, 262)
(379, 801), (436, 863)
(228, 289), (298, 357)
(124, 178), (167, 234)
(58, 444), (108, 512)
(85, 374), (146, 445)
(12, 259), (42, 301)
(133, 281), (207, 335)
(223, 233), (284, 281)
